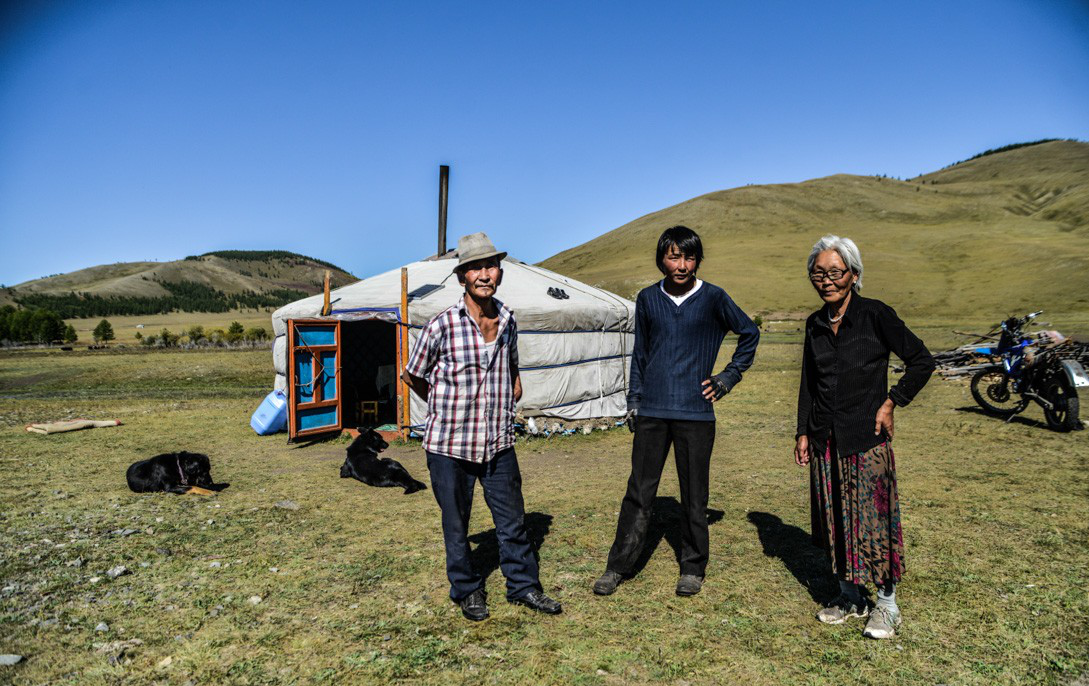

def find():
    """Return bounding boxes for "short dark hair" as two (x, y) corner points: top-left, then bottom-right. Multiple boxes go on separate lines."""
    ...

(655, 226), (703, 273)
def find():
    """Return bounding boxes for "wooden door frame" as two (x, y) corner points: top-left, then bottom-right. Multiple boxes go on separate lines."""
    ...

(287, 319), (343, 440)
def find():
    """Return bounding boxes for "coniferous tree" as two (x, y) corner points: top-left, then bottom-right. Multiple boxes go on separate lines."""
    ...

(32, 310), (66, 343)
(93, 319), (115, 343)
(63, 324), (78, 344)
(10, 310), (33, 342)
(0, 305), (14, 341)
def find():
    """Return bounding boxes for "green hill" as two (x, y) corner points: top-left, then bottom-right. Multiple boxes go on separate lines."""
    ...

(1, 251), (357, 317)
(541, 140), (1089, 324)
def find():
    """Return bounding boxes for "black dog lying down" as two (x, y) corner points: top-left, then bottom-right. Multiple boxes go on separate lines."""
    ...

(127, 451), (228, 495)
(341, 428), (426, 494)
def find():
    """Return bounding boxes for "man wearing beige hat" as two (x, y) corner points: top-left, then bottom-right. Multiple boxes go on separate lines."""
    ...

(402, 232), (562, 621)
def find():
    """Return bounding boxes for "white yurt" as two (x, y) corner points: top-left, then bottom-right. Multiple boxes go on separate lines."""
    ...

(270, 255), (634, 438)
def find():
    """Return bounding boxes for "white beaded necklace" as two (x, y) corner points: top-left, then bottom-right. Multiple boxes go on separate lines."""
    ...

(826, 282), (852, 324)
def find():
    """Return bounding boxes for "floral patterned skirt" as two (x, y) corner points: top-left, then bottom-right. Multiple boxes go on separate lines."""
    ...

(809, 438), (904, 586)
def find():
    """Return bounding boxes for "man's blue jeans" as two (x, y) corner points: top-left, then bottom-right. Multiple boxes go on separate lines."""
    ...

(426, 448), (541, 601)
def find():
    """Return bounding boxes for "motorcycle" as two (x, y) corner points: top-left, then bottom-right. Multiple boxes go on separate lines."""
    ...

(970, 311), (1089, 431)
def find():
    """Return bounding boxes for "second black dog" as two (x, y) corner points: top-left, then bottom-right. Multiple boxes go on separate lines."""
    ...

(340, 428), (427, 494)
(126, 451), (228, 495)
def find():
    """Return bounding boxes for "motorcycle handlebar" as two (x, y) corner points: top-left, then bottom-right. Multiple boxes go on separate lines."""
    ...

(997, 310), (1042, 333)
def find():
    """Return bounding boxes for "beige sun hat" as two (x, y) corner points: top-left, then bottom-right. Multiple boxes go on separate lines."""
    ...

(454, 232), (507, 271)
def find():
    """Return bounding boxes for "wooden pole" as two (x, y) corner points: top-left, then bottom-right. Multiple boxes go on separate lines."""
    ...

(399, 267), (410, 440)
(438, 165), (449, 257)
(321, 270), (331, 316)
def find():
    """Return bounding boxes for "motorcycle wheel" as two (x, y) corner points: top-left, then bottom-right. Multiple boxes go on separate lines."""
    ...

(1042, 377), (1081, 432)
(970, 369), (1023, 418)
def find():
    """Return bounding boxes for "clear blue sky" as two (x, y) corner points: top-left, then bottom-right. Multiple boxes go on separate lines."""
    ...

(2, 0), (1087, 286)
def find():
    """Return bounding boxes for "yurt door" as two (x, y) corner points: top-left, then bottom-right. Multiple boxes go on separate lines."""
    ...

(287, 320), (343, 440)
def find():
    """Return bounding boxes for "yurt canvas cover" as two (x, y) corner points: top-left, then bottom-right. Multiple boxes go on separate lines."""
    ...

(271, 256), (634, 439)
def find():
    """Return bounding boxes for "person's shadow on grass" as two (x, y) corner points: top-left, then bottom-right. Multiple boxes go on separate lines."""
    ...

(625, 497), (725, 578)
(746, 512), (836, 604)
(467, 512), (553, 585)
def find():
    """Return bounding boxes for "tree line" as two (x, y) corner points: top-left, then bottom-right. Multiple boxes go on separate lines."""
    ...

(14, 280), (306, 319)
(184, 250), (347, 273)
(939, 138), (1080, 171)
(0, 306), (272, 348)
(0, 305), (77, 345)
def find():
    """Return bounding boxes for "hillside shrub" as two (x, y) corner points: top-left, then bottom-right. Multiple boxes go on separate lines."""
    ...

(244, 326), (269, 342)
(226, 321), (245, 344)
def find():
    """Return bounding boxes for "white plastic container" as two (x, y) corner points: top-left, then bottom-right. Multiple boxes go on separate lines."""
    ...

(250, 390), (288, 435)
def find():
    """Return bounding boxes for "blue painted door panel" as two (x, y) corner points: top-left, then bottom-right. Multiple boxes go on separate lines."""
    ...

(288, 320), (342, 439)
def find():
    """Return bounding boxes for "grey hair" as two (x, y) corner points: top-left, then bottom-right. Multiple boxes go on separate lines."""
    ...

(807, 235), (863, 291)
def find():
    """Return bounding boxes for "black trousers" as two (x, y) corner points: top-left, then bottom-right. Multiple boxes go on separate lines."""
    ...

(606, 416), (716, 577)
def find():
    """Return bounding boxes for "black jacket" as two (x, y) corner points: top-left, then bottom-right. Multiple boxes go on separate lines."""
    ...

(796, 293), (935, 456)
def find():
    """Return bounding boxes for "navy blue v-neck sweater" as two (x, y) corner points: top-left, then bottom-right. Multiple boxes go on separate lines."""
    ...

(627, 281), (760, 421)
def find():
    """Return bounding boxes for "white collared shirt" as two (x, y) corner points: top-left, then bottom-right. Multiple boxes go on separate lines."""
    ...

(660, 278), (703, 305)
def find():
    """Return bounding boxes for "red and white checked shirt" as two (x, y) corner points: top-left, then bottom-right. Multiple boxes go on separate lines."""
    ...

(405, 296), (519, 463)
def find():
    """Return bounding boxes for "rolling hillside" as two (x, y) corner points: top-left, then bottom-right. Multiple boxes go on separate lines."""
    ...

(541, 140), (1089, 323)
(1, 251), (357, 316)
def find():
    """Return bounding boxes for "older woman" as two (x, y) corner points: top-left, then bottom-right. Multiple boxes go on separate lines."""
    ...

(794, 235), (935, 640)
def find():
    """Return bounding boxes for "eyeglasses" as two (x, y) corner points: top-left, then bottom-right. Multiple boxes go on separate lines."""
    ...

(808, 269), (849, 283)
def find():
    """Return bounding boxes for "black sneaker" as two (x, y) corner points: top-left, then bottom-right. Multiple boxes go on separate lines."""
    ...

(509, 590), (562, 615)
(457, 588), (489, 621)
(675, 574), (704, 596)
(593, 570), (623, 596)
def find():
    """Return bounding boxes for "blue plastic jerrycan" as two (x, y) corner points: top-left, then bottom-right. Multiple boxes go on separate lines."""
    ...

(251, 389), (288, 435)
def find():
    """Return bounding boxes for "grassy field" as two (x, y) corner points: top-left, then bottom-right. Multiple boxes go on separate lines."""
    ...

(1, 335), (1087, 685)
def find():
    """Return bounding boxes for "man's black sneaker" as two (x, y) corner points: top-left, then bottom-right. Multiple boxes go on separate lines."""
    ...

(510, 590), (562, 615)
(458, 588), (489, 621)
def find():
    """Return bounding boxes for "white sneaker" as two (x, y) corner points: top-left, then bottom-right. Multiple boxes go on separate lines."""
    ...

(815, 594), (869, 625)
(863, 606), (902, 639)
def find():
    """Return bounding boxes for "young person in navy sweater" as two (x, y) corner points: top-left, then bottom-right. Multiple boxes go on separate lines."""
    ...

(594, 226), (760, 597)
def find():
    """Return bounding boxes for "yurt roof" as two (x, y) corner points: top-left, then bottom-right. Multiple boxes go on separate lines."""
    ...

(272, 256), (634, 335)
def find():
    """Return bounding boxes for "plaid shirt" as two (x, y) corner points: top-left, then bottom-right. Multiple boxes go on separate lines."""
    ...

(405, 296), (518, 463)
